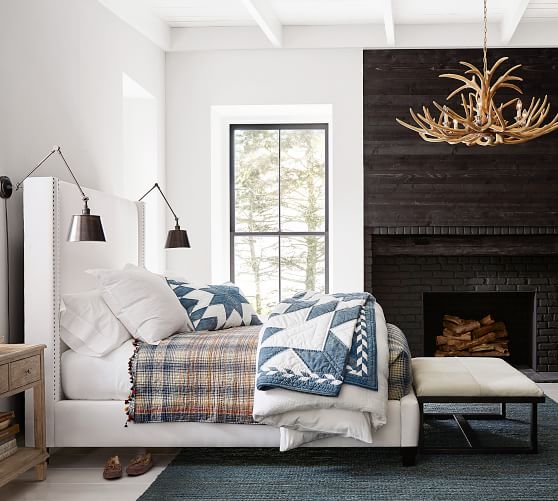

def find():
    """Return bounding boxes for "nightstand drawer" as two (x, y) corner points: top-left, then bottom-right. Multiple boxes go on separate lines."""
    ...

(0, 364), (8, 394)
(10, 355), (40, 389)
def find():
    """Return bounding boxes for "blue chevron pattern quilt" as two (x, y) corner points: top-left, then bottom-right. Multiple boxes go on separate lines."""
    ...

(256, 292), (377, 397)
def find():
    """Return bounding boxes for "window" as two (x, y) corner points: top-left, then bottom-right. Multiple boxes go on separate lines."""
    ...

(230, 124), (329, 315)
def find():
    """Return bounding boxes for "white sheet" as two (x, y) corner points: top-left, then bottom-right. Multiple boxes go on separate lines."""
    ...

(61, 340), (134, 400)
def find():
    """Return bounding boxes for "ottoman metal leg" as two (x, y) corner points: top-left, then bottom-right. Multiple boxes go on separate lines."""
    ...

(531, 402), (538, 453)
(419, 399), (542, 454)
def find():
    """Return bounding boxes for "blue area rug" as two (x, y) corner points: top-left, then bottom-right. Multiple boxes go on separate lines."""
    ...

(140, 400), (558, 501)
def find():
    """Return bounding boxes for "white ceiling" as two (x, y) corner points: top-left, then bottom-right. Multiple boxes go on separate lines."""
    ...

(524, 0), (558, 21)
(143, 0), (511, 27)
(143, 0), (255, 27)
(98, 0), (558, 51)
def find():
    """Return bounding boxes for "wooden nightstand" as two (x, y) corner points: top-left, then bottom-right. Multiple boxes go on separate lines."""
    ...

(0, 344), (48, 488)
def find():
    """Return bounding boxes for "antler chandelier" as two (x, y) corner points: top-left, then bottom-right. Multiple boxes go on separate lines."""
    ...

(396, 0), (558, 146)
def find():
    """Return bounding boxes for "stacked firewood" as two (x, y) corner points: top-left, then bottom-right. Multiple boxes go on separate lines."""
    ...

(435, 314), (509, 357)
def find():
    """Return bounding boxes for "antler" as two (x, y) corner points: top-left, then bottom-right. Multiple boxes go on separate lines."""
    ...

(396, 56), (558, 146)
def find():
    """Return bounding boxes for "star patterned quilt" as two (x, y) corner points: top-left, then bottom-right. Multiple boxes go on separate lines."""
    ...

(256, 291), (377, 397)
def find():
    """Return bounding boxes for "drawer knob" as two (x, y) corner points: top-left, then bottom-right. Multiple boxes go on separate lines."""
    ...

(25, 369), (31, 375)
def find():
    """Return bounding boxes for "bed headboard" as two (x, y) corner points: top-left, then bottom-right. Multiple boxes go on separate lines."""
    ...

(23, 177), (144, 445)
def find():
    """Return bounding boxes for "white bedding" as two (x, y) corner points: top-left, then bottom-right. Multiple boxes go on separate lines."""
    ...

(253, 302), (390, 450)
(61, 339), (134, 400)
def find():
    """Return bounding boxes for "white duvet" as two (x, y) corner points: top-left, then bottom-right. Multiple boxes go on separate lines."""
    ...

(253, 302), (390, 450)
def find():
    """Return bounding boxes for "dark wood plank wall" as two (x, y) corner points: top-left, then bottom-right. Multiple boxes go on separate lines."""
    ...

(364, 49), (558, 229)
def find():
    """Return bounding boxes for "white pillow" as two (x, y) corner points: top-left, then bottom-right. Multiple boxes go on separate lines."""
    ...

(87, 265), (193, 344)
(60, 290), (131, 357)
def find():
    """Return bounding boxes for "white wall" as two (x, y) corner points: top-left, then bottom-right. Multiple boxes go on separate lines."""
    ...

(166, 49), (363, 292)
(122, 74), (166, 273)
(0, 0), (166, 344)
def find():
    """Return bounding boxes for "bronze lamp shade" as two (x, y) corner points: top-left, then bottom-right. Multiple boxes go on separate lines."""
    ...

(68, 202), (106, 242)
(0, 146), (106, 243)
(139, 183), (191, 249)
(165, 225), (190, 249)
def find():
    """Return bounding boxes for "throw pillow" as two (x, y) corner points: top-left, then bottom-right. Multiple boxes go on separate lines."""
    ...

(167, 280), (262, 331)
(88, 265), (193, 344)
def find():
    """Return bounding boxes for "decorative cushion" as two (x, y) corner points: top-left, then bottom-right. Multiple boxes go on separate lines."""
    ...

(167, 280), (262, 331)
(88, 264), (193, 344)
(60, 290), (131, 357)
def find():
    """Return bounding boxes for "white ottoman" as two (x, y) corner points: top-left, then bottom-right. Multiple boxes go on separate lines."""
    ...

(412, 357), (545, 453)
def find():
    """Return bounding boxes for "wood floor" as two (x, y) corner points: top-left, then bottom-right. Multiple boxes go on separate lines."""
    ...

(0, 447), (179, 500)
(1, 383), (557, 501)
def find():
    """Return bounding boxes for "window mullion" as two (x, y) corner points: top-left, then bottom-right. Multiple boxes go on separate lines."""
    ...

(230, 124), (328, 312)
(278, 128), (282, 302)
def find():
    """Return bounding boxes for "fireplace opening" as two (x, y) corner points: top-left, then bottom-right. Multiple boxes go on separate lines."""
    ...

(423, 292), (536, 368)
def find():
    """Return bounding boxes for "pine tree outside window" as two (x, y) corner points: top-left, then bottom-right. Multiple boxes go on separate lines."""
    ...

(230, 124), (329, 316)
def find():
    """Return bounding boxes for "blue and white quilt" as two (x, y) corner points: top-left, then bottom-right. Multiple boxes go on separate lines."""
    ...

(256, 291), (377, 397)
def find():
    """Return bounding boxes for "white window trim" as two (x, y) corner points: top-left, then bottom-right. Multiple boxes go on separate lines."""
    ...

(210, 103), (363, 293)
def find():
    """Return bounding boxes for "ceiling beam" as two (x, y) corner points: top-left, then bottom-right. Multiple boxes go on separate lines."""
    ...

(170, 21), (558, 52)
(241, 0), (283, 48)
(383, 0), (395, 46)
(501, 0), (530, 45)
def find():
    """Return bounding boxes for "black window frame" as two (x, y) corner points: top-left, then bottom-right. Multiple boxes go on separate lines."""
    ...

(229, 123), (330, 302)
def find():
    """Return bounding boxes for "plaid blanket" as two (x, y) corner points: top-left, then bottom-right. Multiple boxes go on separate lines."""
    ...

(127, 324), (411, 425)
(127, 326), (261, 424)
(387, 323), (413, 401)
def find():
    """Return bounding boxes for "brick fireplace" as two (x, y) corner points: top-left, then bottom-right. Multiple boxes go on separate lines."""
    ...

(363, 49), (558, 374)
(367, 250), (558, 372)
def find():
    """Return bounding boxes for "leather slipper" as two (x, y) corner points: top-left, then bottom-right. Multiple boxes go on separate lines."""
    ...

(103, 455), (123, 480)
(126, 452), (153, 476)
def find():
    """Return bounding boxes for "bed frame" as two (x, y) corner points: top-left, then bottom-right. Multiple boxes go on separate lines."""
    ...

(23, 177), (420, 465)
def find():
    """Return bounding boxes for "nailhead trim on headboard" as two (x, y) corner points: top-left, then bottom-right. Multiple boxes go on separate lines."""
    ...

(137, 202), (145, 268)
(52, 178), (60, 402)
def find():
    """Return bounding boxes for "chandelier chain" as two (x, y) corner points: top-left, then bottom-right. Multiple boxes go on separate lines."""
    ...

(483, 0), (488, 74)
(396, 0), (558, 146)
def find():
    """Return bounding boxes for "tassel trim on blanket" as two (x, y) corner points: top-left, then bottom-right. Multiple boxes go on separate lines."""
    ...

(124, 339), (141, 427)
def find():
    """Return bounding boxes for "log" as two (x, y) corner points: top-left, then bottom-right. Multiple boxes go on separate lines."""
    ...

(437, 313), (509, 358)
(480, 314), (495, 326)
(446, 320), (481, 335)
(473, 343), (509, 354)
(471, 350), (509, 357)
(442, 329), (472, 340)
(443, 315), (463, 325)
(471, 322), (506, 339)
(436, 348), (509, 357)
(493, 344), (510, 354)
(448, 330), (507, 352)
(445, 333), (472, 343)
(470, 343), (503, 352)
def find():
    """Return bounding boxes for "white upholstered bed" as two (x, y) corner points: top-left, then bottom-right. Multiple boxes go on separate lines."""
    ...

(23, 177), (419, 461)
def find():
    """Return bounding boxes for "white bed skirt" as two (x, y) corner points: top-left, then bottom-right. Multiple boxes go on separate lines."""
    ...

(47, 392), (419, 448)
